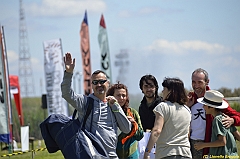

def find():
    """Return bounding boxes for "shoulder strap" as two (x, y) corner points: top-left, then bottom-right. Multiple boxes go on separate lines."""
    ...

(183, 105), (191, 113)
(72, 97), (94, 128)
(82, 97), (94, 128)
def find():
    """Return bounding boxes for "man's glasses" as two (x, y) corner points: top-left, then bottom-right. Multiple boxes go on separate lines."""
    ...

(92, 80), (107, 85)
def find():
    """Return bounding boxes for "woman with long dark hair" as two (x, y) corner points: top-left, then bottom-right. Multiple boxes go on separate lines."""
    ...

(144, 77), (192, 159)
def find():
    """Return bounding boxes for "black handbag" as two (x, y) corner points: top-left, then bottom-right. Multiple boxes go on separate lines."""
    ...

(40, 97), (109, 159)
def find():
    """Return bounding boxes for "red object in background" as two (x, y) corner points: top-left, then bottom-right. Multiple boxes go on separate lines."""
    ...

(9, 75), (24, 126)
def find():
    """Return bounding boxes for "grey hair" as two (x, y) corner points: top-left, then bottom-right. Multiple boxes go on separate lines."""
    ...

(192, 68), (209, 82)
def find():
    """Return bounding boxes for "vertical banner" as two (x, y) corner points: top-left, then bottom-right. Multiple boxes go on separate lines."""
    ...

(9, 76), (24, 126)
(0, 26), (11, 144)
(80, 10), (92, 95)
(98, 14), (112, 83)
(43, 38), (68, 116)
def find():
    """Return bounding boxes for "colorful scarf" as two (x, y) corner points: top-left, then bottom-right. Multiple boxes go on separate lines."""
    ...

(121, 108), (138, 144)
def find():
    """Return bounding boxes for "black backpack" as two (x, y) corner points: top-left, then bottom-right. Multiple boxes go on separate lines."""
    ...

(40, 97), (109, 159)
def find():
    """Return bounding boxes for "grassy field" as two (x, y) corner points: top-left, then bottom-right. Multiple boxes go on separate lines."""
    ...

(0, 140), (64, 159)
(0, 150), (64, 159)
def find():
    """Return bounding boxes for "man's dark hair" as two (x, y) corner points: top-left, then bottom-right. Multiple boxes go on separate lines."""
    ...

(139, 74), (159, 96)
(91, 70), (107, 77)
(162, 77), (187, 105)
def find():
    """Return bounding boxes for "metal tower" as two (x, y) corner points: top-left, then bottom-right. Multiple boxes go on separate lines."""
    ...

(19, 0), (35, 97)
(114, 49), (129, 84)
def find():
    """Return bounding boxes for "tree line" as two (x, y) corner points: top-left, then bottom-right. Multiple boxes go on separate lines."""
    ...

(217, 87), (240, 97)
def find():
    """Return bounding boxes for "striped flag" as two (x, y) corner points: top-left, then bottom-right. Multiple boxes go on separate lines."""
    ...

(98, 14), (112, 83)
(0, 26), (12, 144)
(80, 10), (92, 95)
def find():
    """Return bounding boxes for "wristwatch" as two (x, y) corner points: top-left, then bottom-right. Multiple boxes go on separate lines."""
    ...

(145, 147), (151, 153)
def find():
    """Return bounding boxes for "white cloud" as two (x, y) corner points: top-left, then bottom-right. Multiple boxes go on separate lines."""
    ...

(7, 50), (40, 66)
(31, 57), (43, 72)
(7, 50), (18, 63)
(118, 7), (183, 18)
(6, 50), (43, 75)
(145, 39), (231, 55)
(6, 50), (18, 74)
(27, 0), (106, 17)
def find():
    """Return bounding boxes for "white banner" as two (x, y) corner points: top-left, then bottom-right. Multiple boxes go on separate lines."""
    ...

(43, 38), (68, 116)
(21, 126), (29, 152)
(0, 26), (11, 144)
(98, 14), (112, 82)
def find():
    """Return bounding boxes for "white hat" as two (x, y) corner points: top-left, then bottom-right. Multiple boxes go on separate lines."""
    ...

(197, 90), (228, 109)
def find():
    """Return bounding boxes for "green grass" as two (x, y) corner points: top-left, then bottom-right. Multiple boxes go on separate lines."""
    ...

(0, 150), (64, 159)
(1, 140), (240, 159)
(1, 128), (240, 158)
(0, 140), (64, 159)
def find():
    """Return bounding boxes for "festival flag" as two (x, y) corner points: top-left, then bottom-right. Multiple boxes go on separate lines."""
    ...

(80, 10), (92, 95)
(98, 14), (112, 83)
(9, 75), (23, 126)
(43, 38), (68, 116)
(0, 25), (12, 144)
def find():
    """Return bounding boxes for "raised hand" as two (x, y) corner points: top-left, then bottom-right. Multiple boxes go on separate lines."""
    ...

(187, 91), (195, 107)
(64, 52), (75, 73)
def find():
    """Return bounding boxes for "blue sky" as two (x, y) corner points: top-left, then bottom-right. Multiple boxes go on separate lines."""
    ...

(1, 0), (240, 97)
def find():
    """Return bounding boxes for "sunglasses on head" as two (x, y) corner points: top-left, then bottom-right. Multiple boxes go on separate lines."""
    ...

(92, 79), (107, 85)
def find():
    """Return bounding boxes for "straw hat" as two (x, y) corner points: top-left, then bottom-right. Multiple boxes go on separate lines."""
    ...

(197, 90), (228, 109)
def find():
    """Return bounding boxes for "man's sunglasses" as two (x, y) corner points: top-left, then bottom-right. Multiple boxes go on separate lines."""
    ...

(92, 80), (107, 85)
